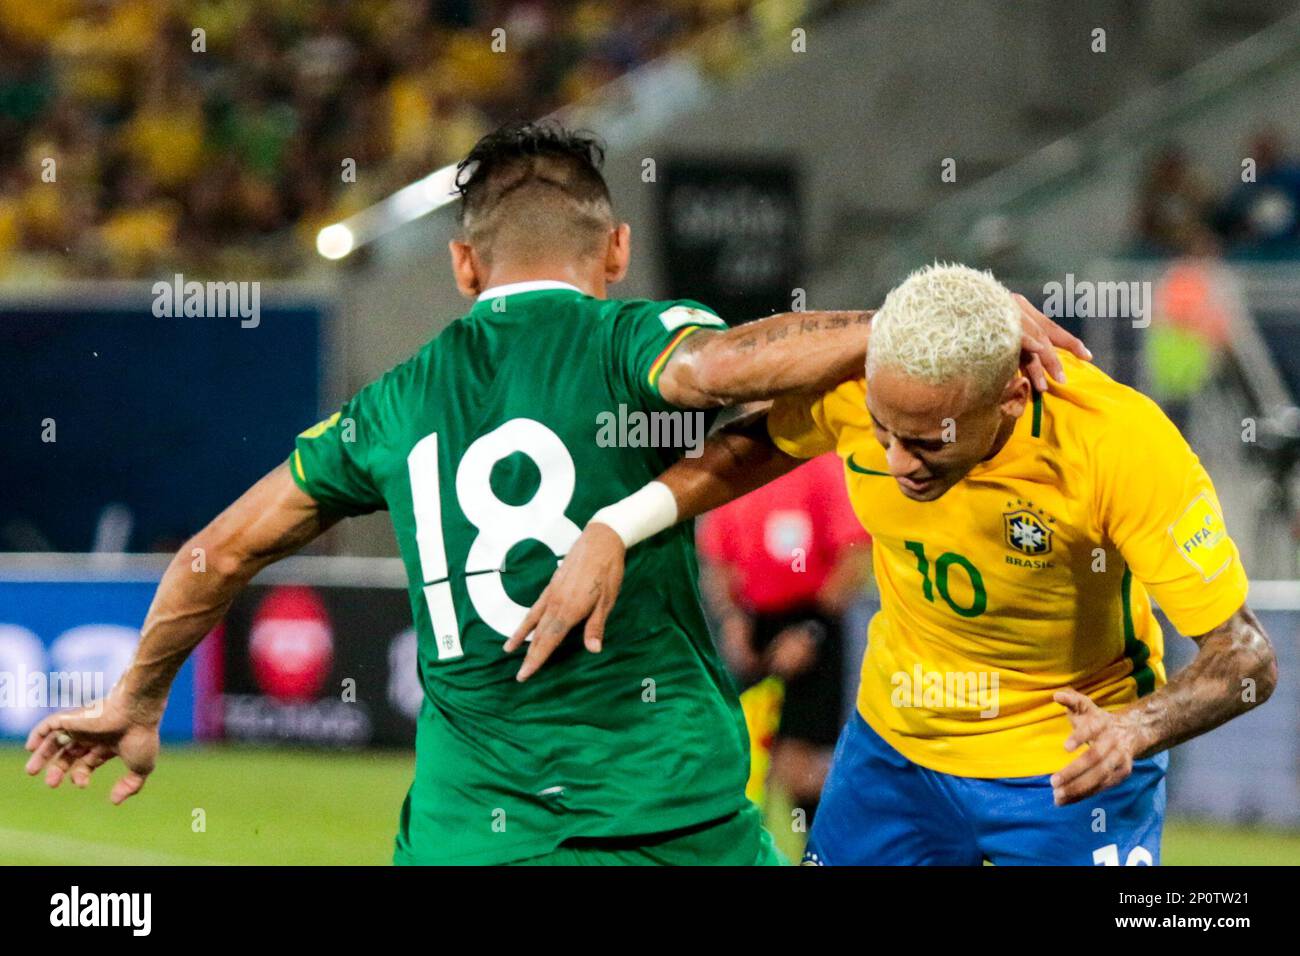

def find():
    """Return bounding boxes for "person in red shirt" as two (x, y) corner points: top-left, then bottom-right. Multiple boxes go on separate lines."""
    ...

(697, 450), (871, 825)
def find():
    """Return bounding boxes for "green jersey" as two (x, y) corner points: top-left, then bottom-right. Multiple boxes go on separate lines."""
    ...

(289, 281), (752, 865)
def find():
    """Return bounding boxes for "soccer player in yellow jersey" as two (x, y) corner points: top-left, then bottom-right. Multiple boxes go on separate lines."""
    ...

(513, 263), (1278, 865)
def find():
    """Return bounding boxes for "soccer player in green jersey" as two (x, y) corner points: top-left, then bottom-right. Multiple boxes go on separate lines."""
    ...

(24, 123), (1081, 865)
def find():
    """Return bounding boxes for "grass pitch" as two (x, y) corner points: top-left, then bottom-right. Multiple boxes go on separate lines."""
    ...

(4, 745), (1298, 865)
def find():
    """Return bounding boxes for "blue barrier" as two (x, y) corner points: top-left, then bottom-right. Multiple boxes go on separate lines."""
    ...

(0, 580), (203, 741)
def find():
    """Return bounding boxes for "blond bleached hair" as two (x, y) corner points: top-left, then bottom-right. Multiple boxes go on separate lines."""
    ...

(866, 263), (1021, 404)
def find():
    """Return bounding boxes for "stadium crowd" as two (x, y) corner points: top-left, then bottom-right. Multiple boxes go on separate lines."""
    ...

(0, 0), (767, 279)
(1133, 127), (1300, 259)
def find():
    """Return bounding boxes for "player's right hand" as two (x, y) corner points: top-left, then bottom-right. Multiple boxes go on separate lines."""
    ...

(1013, 293), (1091, 392)
(504, 522), (627, 682)
(23, 685), (161, 805)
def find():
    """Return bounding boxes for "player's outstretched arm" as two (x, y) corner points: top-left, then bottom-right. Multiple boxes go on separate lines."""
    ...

(656, 295), (1089, 408)
(1050, 604), (1277, 806)
(505, 414), (798, 680)
(24, 464), (336, 803)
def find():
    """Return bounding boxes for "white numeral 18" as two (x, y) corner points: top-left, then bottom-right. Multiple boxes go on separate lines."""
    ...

(407, 419), (581, 660)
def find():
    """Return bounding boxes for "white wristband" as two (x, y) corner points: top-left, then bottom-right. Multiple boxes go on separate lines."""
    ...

(588, 481), (679, 548)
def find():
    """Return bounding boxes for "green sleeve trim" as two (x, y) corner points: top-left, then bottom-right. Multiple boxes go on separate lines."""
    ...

(1121, 567), (1156, 697)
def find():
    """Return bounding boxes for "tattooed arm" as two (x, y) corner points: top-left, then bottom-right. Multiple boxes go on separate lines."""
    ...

(1050, 605), (1277, 805)
(656, 295), (1090, 409)
(657, 310), (874, 408)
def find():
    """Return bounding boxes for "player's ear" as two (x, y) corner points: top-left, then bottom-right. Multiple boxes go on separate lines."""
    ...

(449, 239), (483, 298)
(999, 373), (1033, 419)
(604, 223), (630, 284)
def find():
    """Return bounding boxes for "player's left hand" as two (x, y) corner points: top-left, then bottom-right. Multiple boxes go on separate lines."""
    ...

(1049, 688), (1140, 806)
(504, 522), (627, 682)
(1013, 294), (1091, 393)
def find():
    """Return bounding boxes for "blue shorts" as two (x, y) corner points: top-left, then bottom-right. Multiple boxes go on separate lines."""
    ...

(804, 713), (1167, 866)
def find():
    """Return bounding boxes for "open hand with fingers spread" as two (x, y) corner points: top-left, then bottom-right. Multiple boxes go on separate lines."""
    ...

(1049, 688), (1142, 806)
(504, 522), (627, 681)
(24, 686), (162, 805)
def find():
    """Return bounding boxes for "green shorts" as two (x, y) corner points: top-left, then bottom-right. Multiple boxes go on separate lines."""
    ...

(508, 803), (786, 866)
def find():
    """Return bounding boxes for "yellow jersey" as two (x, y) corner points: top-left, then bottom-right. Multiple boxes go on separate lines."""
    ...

(767, 350), (1249, 778)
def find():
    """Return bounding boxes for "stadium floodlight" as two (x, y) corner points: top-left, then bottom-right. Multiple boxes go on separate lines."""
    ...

(310, 30), (702, 263)
(315, 164), (460, 260)
(310, 45), (684, 263)
(315, 223), (355, 260)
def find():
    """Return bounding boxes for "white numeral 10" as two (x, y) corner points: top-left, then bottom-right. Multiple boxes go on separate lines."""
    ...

(1093, 843), (1154, 866)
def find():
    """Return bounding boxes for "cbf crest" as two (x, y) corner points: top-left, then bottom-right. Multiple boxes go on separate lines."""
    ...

(1004, 501), (1054, 556)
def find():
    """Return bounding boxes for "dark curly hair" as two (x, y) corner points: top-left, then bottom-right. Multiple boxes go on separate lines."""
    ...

(454, 121), (614, 261)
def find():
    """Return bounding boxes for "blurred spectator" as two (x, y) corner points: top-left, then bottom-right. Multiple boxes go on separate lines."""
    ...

(0, 0), (767, 279)
(1214, 128), (1300, 255)
(1133, 144), (1216, 256)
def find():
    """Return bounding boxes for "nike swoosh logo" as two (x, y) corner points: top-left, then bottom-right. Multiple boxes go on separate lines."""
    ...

(846, 454), (891, 477)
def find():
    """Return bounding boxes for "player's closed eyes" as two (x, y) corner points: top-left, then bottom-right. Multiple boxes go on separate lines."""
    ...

(873, 426), (946, 455)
